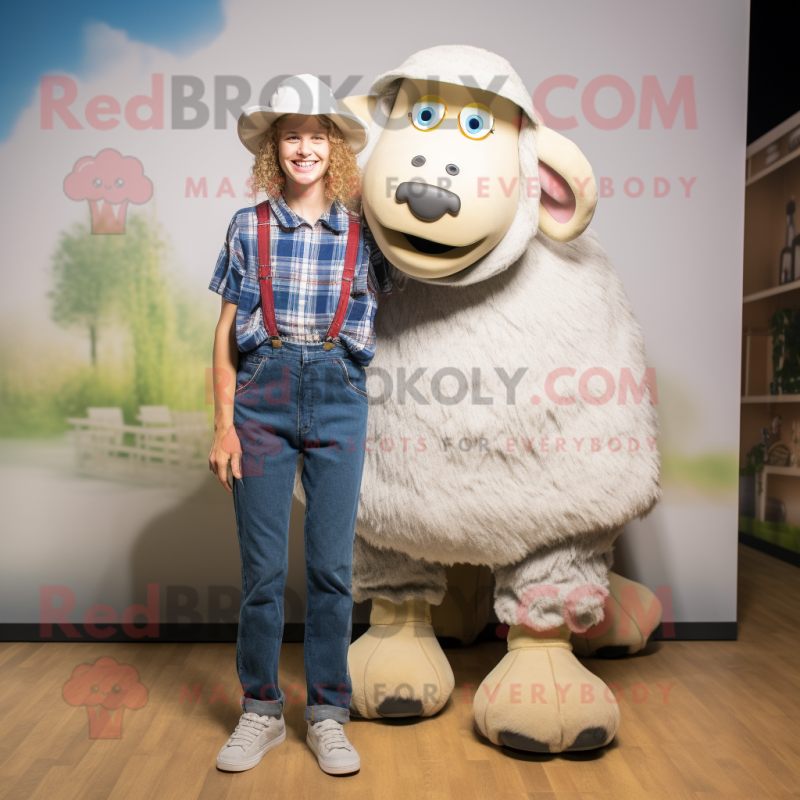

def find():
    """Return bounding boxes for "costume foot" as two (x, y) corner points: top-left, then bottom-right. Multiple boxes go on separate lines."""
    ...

(570, 571), (663, 657)
(348, 598), (455, 719)
(474, 624), (620, 753)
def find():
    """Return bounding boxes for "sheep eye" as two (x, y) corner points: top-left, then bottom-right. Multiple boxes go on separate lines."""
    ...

(111, 684), (121, 693)
(459, 103), (493, 141)
(90, 684), (100, 693)
(410, 96), (446, 132)
(114, 178), (124, 188)
(92, 178), (102, 188)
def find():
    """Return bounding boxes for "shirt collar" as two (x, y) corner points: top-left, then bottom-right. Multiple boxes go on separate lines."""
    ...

(267, 193), (350, 233)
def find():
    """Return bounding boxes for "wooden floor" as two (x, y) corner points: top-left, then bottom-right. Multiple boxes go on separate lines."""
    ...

(1, 544), (799, 800)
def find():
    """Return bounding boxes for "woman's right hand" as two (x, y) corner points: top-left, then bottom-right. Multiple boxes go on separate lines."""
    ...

(209, 425), (242, 493)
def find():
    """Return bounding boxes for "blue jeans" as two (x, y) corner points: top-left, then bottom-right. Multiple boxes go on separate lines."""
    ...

(230, 339), (369, 724)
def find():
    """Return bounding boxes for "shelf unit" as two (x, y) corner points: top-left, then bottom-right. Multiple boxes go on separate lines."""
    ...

(742, 109), (800, 528)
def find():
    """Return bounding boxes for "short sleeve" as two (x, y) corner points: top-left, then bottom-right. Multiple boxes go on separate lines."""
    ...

(208, 214), (246, 305)
(363, 221), (394, 294)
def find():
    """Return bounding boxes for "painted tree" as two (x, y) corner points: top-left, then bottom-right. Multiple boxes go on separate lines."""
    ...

(48, 224), (126, 366)
(47, 209), (213, 421)
(121, 213), (177, 408)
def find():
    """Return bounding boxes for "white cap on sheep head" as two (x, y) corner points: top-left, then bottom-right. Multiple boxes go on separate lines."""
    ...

(354, 44), (598, 286)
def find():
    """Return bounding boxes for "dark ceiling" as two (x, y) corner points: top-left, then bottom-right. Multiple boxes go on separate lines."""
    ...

(748, 0), (800, 144)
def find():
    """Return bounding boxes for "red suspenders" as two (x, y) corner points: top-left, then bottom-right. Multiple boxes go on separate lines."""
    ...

(255, 200), (361, 350)
(256, 201), (280, 346)
(325, 207), (361, 348)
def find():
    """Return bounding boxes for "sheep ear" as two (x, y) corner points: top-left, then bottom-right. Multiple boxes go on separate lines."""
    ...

(535, 126), (597, 242)
(338, 94), (378, 125)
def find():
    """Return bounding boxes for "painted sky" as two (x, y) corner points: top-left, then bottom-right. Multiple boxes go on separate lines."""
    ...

(1, 0), (223, 142)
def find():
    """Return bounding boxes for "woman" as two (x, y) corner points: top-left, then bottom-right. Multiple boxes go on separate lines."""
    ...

(207, 74), (391, 776)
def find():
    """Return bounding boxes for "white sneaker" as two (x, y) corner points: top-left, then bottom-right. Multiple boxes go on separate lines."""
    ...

(306, 718), (361, 775)
(216, 712), (286, 772)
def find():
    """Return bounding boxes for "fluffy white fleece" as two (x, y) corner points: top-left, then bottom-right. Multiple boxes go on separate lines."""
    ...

(355, 225), (661, 568)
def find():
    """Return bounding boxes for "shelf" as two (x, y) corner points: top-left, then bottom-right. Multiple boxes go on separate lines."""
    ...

(743, 280), (800, 304)
(747, 108), (800, 158)
(764, 465), (800, 476)
(746, 144), (800, 187)
(741, 395), (800, 403)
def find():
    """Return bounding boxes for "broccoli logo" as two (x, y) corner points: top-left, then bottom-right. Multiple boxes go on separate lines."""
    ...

(62, 656), (148, 738)
(63, 149), (153, 235)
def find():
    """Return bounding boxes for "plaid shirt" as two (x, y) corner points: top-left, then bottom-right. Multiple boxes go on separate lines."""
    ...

(209, 193), (392, 365)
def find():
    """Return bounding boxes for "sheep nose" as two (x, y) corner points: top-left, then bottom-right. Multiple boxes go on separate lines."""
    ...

(395, 181), (461, 221)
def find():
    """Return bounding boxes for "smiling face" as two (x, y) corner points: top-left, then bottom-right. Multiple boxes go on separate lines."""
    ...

(277, 114), (332, 191)
(362, 79), (522, 278)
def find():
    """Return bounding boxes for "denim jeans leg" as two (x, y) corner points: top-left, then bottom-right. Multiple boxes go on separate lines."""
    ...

(232, 354), (300, 718)
(300, 354), (368, 725)
(241, 688), (287, 717)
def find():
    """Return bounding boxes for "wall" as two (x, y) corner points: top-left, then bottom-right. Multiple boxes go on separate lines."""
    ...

(0, 0), (750, 633)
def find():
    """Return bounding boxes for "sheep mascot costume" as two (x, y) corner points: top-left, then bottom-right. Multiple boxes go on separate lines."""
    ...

(328, 45), (661, 754)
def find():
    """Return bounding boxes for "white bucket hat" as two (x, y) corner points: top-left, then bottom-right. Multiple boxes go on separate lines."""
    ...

(237, 73), (370, 156)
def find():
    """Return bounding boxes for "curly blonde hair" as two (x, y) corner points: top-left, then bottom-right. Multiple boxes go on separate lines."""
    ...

(251, 114), (362, 213)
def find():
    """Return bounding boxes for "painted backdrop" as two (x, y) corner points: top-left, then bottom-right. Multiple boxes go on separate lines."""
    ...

(0, 0), (748, 635)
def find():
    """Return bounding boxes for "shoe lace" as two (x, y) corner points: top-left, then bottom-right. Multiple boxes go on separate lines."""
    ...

(314, 721), (352, 752)
(227, 713), (274, 748)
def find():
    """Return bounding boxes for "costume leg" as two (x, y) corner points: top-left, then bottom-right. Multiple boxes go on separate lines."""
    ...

(348, 535), (454, 719)
(474, 531), (623, 753)
(352, 533), (447, 606)
(494, 535), (663, 656)
(570, 545), (664, 657)
(492, 533), (618, 630)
